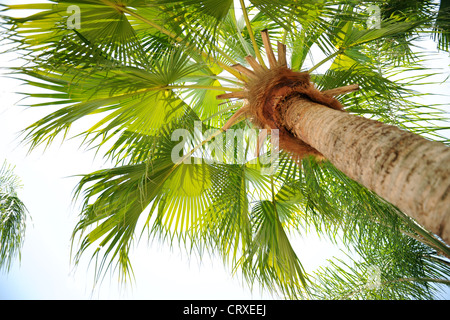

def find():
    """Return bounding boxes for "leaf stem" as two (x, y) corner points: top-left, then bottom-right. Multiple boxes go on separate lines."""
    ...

(239, 0), (266, 68)
(202, 103), (242, 122)
(169, 85), (241, 92)
(308, 50), (340, 73)
(63, 85), (241, 107)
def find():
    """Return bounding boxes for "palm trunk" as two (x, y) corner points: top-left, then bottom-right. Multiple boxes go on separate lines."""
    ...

(282, 96), (450, 244)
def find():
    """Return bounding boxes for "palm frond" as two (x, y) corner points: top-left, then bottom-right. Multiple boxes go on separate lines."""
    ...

(0, 161), (28, 273)
(2, 0), (450, 300)
(237, 199), (308, 299)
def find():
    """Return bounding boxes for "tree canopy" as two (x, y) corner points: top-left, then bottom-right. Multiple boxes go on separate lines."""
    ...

(1, 0), (449, 299)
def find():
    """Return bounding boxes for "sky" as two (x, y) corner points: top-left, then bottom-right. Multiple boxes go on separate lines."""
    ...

(0, 0), (449, 300)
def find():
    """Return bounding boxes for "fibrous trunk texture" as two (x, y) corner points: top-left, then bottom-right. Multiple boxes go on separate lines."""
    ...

(216, 29), (450, 244)
(283, 96), (450, 244)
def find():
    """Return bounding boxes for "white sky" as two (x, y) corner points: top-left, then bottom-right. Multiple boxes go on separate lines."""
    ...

(0, 0), (449, 300)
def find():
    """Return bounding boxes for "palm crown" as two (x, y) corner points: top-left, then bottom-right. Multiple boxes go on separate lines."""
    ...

(1, 0), (450, 299)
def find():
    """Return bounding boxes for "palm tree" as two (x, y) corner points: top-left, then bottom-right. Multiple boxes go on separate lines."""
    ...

(1, 0), (450, 299)
(0, 160), (27, 272)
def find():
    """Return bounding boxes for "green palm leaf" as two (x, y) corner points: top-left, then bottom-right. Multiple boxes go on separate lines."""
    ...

(2, 0), (449, 299)
(238, 199), (308, 298)
(0, 161), (28, 273)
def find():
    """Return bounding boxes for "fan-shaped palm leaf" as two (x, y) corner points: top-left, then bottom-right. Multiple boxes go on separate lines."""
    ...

(2, 0), (449, 299)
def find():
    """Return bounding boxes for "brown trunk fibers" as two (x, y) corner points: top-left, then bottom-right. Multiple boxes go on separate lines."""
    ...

(216, 29), (450, 244)
(283, 96), (450, 244)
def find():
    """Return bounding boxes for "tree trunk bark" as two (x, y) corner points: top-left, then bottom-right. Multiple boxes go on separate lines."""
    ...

(283, 96), (450, 244)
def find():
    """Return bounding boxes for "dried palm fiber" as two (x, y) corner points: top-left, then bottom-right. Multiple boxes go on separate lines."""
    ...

(217, 30), (358, 161)
(246, 67), (345, 160)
